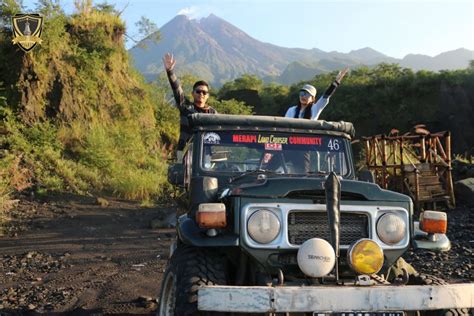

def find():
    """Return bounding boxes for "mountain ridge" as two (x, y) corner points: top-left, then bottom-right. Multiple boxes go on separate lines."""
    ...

(129, 14), (474, 85)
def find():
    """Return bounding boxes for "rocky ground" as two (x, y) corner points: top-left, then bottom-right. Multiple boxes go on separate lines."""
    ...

(0, 193), (472, 315)
(0, 193), (175, 315)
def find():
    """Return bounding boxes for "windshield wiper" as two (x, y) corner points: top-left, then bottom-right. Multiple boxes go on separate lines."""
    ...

(305, 171), (331, 177)
(229, 168), (280, 183)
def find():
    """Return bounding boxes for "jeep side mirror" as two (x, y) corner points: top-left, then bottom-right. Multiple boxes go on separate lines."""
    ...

(168, 163), (184, 186)
(358, 169), (375, 183)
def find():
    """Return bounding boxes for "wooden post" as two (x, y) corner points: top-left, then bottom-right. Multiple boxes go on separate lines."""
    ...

(414, 167), (420, 211)
(381, 135), (387, 189)
(365, 139), (371, 168)
(400, 137), (405, 194)
(420, 136), (426, 162)
(445, 132), (455, 208)
(436, 137), (447, 161)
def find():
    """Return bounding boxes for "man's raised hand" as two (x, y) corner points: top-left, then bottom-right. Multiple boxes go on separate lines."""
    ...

(163, 53), (176, 71)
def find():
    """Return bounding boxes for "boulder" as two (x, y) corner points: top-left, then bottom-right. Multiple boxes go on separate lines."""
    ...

(454, 178), (474, 205)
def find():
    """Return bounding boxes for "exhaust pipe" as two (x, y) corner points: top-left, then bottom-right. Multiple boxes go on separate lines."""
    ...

(325, 172), (341, 282)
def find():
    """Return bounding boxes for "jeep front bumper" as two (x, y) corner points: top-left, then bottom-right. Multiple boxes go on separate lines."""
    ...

(198, 284), (473, 313)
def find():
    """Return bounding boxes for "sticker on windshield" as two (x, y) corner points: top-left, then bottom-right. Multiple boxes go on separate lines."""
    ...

(203, 132), (221, 144)
(327, 139), (341, 151)
(265, 143), (282, 151)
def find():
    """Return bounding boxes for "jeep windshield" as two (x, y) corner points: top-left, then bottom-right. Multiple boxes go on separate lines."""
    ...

(200, 131), (350, 177)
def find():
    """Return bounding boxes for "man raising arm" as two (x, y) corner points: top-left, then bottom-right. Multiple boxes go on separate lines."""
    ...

(163, 53), (217, 160)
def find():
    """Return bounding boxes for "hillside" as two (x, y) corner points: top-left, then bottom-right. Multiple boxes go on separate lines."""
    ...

(130, 14), (474, 85)
(0, 2), (178, 205)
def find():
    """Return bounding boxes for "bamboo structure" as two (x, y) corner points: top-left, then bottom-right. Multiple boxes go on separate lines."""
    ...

(363, 129), (455, 212)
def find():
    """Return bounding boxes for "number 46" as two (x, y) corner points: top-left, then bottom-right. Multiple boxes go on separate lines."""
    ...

(328, 139), (340, 151)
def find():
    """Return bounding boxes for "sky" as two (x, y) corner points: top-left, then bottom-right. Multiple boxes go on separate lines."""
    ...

(22, 0), (474, 59)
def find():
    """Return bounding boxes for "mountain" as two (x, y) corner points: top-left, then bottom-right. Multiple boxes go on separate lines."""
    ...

(400, 48), (474, 71)
(129, 14), (474, 85)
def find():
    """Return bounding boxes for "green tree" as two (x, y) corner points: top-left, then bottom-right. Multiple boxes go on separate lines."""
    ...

(0, 0), (22, 28)
(132, 16), (160, 49)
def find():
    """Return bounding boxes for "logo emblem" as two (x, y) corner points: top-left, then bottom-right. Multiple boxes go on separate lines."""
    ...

(203, 132), (221, 144)
(11, 14), (43, 52)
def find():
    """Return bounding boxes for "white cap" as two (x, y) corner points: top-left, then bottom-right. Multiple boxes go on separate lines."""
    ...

(300, 84), (317, 97)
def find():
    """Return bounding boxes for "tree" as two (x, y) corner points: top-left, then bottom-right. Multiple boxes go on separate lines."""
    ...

(0, 0), (22, 28)
(218, 74), (263, 98)
(133, 16), (160, 49)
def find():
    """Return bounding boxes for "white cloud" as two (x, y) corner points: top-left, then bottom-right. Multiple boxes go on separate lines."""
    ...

(177, 6), (199, 19)
(177, 6), (213, 19)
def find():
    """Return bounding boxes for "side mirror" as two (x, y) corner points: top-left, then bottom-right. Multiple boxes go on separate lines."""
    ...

(358, 169), (375, 183)
(168, 163), (184, 186)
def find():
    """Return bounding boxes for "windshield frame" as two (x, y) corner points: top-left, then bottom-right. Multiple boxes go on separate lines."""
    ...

(197, 130), (355, 179)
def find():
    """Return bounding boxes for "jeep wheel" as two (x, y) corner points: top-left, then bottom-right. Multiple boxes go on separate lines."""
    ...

(157, 246), (228, 316)
(410, 274), (471, 316)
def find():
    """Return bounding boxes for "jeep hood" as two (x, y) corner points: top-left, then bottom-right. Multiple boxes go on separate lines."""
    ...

(225, 177), (410, 202)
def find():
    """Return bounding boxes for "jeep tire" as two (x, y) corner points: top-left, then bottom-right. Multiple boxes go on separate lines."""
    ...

(157, 246), (228, 316)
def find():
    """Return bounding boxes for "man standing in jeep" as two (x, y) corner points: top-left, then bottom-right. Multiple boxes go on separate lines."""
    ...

(163, 53), (217, 160)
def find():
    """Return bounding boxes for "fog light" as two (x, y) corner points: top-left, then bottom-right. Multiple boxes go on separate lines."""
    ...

(297, 238), (335, 278)
(348, 239), (384, 275)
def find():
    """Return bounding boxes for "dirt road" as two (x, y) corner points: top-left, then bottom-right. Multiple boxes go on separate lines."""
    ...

(0, 193), (174, 315)
(0, 193), (472, 315)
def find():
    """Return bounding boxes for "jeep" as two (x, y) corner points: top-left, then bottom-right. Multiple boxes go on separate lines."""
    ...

(158, 114), (472, 316)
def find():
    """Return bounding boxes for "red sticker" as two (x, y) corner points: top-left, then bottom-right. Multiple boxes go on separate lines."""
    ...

(265, 143), (282, 151)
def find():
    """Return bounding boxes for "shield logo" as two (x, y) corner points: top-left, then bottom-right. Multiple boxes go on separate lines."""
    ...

(11, 14), (43, 52)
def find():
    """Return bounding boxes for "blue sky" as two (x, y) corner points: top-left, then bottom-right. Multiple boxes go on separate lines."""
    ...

(23, 0), (474, 59)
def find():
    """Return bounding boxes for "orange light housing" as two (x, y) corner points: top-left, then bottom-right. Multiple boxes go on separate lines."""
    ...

(196, 203), (226, 229)
(420, 211), (447, 234)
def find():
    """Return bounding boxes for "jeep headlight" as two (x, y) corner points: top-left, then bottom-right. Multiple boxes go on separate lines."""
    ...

(377, 213), (406, 245)
(247, 210), (281, 244)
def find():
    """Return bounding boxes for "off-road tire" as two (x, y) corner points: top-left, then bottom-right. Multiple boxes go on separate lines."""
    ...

(158, 246), (228, 316)
(410, 274), (471, 316)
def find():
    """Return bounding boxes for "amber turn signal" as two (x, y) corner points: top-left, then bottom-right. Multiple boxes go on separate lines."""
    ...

(420, 211), (447, 234)
(196, 203), (226, 229)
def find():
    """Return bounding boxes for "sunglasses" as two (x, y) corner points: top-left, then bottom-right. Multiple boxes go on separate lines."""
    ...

(194, 89), (209, 95)
(299, 90), (312, 97)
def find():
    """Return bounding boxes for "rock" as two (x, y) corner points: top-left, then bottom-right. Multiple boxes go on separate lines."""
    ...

(26, 251), (35, 259)
(96, 197), (109, 207)
(28, 303), (36, 310)
(454, 178), (474, 205)
(138, 295), (153, 302)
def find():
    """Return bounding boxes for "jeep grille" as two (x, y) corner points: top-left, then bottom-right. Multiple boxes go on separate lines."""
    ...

(288, 211), (369, 246)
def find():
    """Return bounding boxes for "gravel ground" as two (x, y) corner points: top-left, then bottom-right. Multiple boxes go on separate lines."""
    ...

(0, 193), (175, 315)
(0, 193), (472, 315)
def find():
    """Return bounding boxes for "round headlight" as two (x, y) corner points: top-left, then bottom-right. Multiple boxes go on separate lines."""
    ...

(247, 210), (281, 244)
(377, 213), (406, 245)
(348, 239), (384, 275)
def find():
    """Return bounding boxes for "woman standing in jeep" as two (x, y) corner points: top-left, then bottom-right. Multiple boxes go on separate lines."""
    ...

(285, 67), (349, 120)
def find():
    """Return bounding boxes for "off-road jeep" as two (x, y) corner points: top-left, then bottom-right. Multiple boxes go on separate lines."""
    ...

(158, 114), (472, 316)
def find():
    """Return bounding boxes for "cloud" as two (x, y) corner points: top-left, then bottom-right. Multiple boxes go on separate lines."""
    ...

(177, 6), (212, 19)
(177, 6), (200, 19)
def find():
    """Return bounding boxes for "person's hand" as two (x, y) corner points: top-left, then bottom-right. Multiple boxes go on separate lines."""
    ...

(163, 53), (176, 71)
(335, 67), (349, 84)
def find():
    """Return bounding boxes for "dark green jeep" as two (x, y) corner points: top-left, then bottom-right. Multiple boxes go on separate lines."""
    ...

(158, 114), (472, 316)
